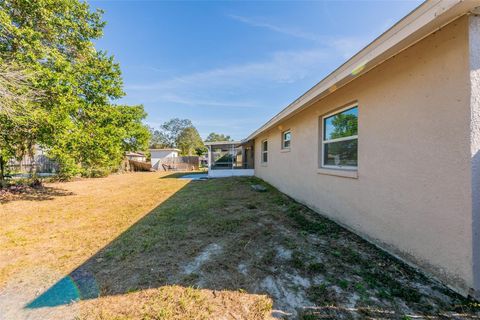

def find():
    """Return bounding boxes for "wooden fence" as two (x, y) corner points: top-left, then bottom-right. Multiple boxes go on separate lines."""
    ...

(156, 156), (199, 171)
(6, 155), (59, 174)
(128, 160), (152, 172)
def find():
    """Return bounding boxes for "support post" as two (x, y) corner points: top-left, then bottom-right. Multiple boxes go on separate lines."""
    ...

(207, 146), (211, 172)
(469, 13), (480, 299)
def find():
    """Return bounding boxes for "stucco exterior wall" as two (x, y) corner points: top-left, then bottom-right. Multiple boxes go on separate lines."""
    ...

(254, 16), (475, 294)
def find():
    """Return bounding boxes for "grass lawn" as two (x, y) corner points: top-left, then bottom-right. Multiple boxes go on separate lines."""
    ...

(0, 172), (478, 319)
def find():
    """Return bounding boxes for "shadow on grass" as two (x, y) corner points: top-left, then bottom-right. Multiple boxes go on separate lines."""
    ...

(25, 176), (254, 308)
(0, 186), (74, 204)
(24, 175), (479, 318)
(159, 171), (207, 179)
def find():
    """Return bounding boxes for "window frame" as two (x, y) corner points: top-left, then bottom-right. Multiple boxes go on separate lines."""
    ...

(261, 139), (268, 163)
(281, 130), (291, 150)
(321, 104), (358, 170)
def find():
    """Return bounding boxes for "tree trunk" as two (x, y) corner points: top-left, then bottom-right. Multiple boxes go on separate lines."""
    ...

(28, 145), (37, 181)
(0, 155), (4, 182)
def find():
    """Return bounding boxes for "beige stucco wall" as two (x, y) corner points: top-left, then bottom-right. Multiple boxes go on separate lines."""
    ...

(254, 16), (475, 294)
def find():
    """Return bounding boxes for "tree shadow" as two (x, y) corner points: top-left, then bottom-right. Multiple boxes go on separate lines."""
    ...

(23, 175), (479, 318)
(25, 177), (255, 309)
(0, 185), (74, 204)
(159, 172), (206, 179)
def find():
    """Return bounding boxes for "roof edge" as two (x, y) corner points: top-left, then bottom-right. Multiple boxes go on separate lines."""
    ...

(204, 141), (241, 146)
(245, 0), (478, 141)
(149, 148), (181, 152)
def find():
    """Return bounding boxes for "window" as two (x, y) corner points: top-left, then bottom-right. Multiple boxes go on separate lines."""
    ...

(261, 140), (268, 163)
(282, 130), (291, 149)
(322, 105), (358, 169)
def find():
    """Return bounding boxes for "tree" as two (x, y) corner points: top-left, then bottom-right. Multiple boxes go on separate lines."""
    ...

(150, 118), (193, 148)
(205, 132), (233, 142)
(0, 0), (151, 179)
(151, 119), (207, 156)
(326, 112), (358, 166)
(149, 127), (170, 149)
(0, 113), (34, 181)
(0, 63), (42, 180)
(330, 113), (357, 139)
(47, 104), (150, 177)
(0, 60), (41, 117)
(177, 126), (205, 156)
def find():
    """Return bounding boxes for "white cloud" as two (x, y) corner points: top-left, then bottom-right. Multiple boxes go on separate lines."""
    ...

(228, 14), (368, 59)
(126, 16), (373, 111)
(228, 14), (323, 42)
(159, 94), (259, 108)
(127, 48), (330, 93)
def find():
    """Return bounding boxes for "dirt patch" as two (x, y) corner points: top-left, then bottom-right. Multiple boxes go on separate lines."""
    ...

(0, 184), (73, 203)
(183, 243), (223, 275)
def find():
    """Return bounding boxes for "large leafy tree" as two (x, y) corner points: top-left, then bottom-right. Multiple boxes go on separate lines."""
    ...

(150, 118), (193, 148)
(177, 126), (205, 156)
(0, 60), (40, 180)
(151, 118), (206, 156)
(0, 0), (150, 179)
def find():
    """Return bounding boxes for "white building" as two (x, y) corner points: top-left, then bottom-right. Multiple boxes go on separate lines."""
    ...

(150, 148), (180, 170)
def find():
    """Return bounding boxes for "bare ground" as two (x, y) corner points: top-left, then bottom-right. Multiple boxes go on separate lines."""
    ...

(0, 172), (479, 319)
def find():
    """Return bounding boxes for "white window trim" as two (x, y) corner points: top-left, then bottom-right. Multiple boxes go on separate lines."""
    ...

(282, 130), (291, 150)
(317, 167), (358, 179)
(321, 103), (358, 170)
(261, 139), (268, 163)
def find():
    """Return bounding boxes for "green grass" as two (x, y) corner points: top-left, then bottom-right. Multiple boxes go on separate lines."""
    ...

(2, 173), (478, 320)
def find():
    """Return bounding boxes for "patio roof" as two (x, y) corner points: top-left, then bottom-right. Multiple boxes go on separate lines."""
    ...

(204, 141), (241, 146)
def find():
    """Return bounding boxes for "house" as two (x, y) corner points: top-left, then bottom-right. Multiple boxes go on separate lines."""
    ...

(125, 152), (146, 162)
(150, 148), (180, 170)
(205, 141), (254, 177)
(222, 1), (480, 298)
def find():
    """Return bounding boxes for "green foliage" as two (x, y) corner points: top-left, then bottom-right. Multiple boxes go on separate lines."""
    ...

(0, 0), (150, 179)
(330, 113), (358, 139)
(150, 118), (193, 148)
(177, 126), (205, 156)
(324, 111), (358, 166)
(149, 126), (170, 149)
(204, 132), (233, 142)
(151, 118), (206, 156)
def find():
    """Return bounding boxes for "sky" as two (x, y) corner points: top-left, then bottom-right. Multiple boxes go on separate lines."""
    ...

(90, 0), (423, 140)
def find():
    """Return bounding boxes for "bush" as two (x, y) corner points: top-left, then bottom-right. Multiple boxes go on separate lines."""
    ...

(82, 167), (112, 178)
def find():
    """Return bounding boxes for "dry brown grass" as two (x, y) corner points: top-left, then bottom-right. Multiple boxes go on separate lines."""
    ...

(0, 172), (273, 320)
(0, 172), (189, 287)
(0, 172), (477, 320)
(78, 286), (273, 320)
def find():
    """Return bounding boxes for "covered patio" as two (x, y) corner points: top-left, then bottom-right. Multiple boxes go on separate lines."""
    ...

(205, 141), (254, 178)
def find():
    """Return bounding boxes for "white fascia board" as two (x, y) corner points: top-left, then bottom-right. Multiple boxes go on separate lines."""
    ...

(245, 0), (478, 142)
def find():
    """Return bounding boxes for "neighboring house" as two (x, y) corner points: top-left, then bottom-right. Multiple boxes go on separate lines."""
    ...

(150, 148), (180, 170)
(216, 1), (480, 298)
(125, 152), (146, 162)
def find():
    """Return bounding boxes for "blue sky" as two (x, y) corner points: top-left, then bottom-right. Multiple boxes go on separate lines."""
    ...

(91, 0), (422, 140)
